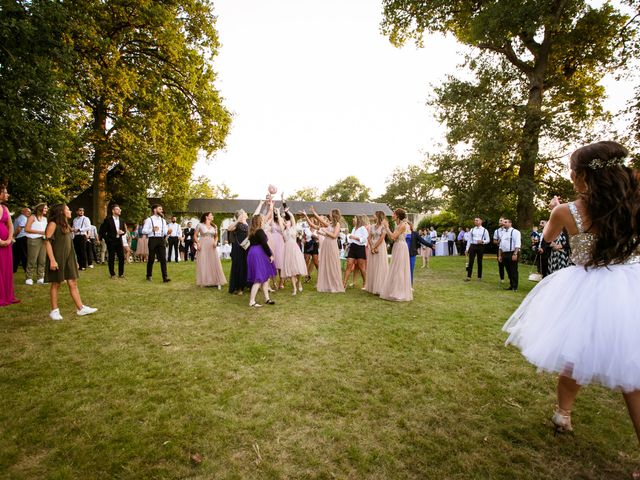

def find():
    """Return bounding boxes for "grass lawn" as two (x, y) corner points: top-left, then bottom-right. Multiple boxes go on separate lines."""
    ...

(0, 255), (637, 479)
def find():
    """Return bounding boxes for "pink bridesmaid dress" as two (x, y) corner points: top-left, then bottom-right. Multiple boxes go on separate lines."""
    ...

(0, 205), (19, 306)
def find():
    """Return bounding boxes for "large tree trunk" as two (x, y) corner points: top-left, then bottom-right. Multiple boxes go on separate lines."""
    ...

(92, 102), (109, 223)
(516, 78), (544, 229)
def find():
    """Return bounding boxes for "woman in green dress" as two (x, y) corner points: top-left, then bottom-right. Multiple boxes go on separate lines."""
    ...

(45, 204), (97, 321)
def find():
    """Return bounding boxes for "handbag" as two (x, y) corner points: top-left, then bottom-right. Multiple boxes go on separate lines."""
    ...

(528, 253), (543, 282)
(240, 237), (250, 250)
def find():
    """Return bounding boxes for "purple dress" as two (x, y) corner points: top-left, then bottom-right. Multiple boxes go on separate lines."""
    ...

(247, 229), (277, 284)
(0, 206), (18, 306)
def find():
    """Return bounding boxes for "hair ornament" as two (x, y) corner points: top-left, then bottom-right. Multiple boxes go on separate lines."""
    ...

(588, 157), (627, 169)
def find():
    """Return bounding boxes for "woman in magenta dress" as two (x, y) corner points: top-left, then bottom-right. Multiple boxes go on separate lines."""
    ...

(0, 185), (19, 306)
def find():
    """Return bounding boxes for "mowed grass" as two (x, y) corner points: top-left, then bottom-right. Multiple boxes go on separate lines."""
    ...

(0, 255), (637, 479)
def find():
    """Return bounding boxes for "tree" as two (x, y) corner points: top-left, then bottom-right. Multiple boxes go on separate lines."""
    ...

(0, 1), (89, 208)
(288, 187), (319, 202)
(376, 162), (443, 213)
(1, 0), (231, 218)
(64, 0), (231, 220)
(320, 176), (371, 202)
(382, 0), (638, 227)
(188, 176), (238, 200)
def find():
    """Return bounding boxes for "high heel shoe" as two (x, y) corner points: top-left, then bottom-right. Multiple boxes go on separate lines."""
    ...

(551, 406), (573, 435)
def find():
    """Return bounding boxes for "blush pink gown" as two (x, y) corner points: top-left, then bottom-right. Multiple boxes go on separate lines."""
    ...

(0, 206), (18, 306)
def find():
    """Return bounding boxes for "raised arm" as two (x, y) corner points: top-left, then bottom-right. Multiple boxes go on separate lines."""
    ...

(253, 199), (265, 217)
(387, 222), (406, 242)
(310, 206), (329, 228)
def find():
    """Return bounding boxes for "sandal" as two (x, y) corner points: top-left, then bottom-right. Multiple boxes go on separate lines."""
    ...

(249, 302), (262, 308)
(265, 299), (275, 305)
(551, 406), (573, 435)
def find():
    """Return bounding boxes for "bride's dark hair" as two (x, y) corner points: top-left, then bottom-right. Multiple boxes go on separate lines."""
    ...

(570, 141), (640, 267)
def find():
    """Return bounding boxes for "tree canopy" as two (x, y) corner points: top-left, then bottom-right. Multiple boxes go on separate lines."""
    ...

(0, 0), (231, 220)
(320, 176), (371, 203)
(382, 0), (639, 227)
(375, 162), (442, 213)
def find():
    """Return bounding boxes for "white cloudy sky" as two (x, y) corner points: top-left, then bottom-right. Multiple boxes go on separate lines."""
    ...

(193, 0), (636, 199)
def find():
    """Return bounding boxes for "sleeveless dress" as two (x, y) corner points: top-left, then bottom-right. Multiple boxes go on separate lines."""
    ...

(281, 227), (307, 278)
(503, 202), (640, 392)
(269, 223), (285, 271)
(380, 224), (413, 302)
(135, 225), (148, 256)
(44, 223), (79, 283)
(316, 226), (344, 293)
(195, 224), (227, 287)
(0, 205), (18, 306)
(365, 224), (389, 295)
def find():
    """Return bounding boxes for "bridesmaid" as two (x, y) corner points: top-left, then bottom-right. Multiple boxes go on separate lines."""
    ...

(311, 207), (345, 293)
(247, 214), (276, 307)
(265, 196), (286, 289)
(194, 212), (227, 289)
(227, 209), (250, 295)
(44, 204), (97, 320)
(0, 185), (19, 307)
(365, 211), (389, 295)
(278, 208), (308, 295)
(135, 222), (148, 263)
(380, 208), (413, 302)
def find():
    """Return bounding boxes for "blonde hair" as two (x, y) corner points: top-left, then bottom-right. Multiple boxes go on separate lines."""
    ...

(235, 209), (246, 220)
(374, 211), (386, 225)
(330, 209), (343, 227)
(359, 214), (370, 227)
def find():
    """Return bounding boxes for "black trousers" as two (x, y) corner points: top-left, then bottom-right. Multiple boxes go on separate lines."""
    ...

(12, 236), (28, 273)
(167, 237), (179, 262)
(184, 240), (194, 261)
(147, 237), (168, 280)
(86, 239), (95, 266)
(502, 251), (519, 290)
(448, 240), (454, 255)
(107, 240), (125, 277)
(73, 235), (88, 269)
(467, 244), (485, 278)
(497, 252), (505, 280)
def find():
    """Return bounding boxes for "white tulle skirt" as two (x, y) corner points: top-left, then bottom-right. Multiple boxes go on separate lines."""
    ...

(503, 263), (640, 392)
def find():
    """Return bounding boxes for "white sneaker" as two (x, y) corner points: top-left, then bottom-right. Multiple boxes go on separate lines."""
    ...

(77, 305), (97, 316)
(25, 279), (33, 285)
(88, 264), (94, 269)
(50, 309), (63, 321)
(36, 278), (45, 285)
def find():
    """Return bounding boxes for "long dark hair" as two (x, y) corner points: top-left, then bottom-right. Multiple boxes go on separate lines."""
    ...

(570, 141), (640, 267)
(249, 214), (263, 238)
(48, 204), (71, 234)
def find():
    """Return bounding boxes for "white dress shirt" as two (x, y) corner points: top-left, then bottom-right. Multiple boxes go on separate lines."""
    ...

(72, 216), (91, 238)
(498, 228), (521, 253)
(466, 226), (490, 252)
(348, 226), (368, 246)
(167, 222), (181, 237)
(13, 214), (28, 239)
(142, 215), (168, 237)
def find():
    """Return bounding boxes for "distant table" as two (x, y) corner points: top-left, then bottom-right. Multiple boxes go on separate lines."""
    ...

(434, 240), (458, 256)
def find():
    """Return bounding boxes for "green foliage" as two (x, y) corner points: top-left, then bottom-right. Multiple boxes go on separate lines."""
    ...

(375, 162), (443, 213)
(381, 0), (638, 228)
(0, 0), (90, 208)
(320, 176), (371, 202)
(288, 187), (320, 202)
(417, 210), (460, 232)
(0, 0), (231, 217)
(188, 176), (238, 200)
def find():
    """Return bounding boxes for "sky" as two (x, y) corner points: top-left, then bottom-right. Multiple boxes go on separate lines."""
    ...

(193, 0), (636, 199)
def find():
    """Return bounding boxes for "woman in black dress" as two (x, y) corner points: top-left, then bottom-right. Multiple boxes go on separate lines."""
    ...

(227, 209), (250, 294)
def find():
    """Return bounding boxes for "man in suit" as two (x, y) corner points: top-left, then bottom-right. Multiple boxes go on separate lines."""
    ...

(183, 222), (195, 261)
(99, 203), (127, 279)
